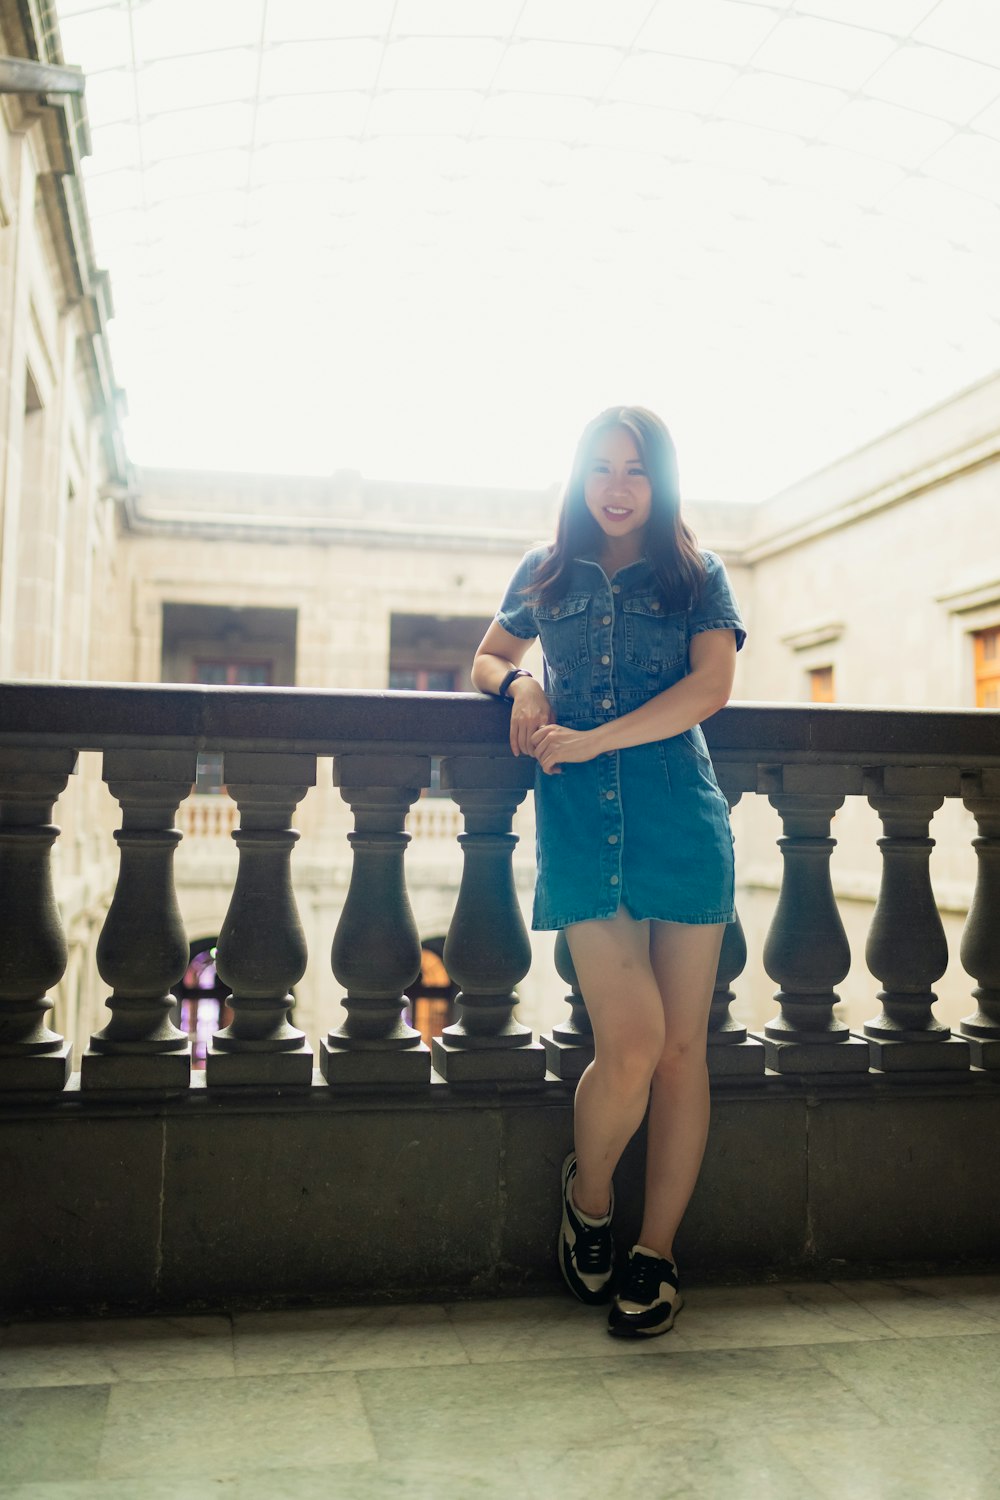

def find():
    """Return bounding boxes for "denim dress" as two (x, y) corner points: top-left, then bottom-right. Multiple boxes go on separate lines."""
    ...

(496, 547), (746, 931)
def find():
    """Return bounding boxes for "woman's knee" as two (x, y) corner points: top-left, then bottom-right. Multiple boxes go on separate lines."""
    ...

(593, 1015), (664, 1090)
(652, 1031), (709, 1084)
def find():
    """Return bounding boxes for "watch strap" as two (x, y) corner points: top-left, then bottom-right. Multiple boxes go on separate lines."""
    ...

(497, 668), (532, 700)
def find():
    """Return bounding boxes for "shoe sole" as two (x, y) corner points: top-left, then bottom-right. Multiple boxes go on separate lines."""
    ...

(559, 1153), (613, 1306)
(607, 1291), (685, 1339)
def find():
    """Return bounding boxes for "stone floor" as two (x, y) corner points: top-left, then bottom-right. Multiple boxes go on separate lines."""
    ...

(2, 1274), (1000, 1498)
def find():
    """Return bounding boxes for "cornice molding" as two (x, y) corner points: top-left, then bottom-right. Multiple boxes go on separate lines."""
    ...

(937, 578), (1000, 615)
(780, 620), (845, 653)
(744, 433), (1000, 566)
(118, 492), (536, 554)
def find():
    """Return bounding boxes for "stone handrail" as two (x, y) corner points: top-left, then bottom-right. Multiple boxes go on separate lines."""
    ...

(1, 681), (999, 1093)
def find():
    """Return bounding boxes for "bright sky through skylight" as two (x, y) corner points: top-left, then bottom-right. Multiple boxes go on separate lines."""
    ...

(55, 0), (1000, 500)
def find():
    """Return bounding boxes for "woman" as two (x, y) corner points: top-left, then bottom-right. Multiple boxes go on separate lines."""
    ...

(472, 406), (745, 1339)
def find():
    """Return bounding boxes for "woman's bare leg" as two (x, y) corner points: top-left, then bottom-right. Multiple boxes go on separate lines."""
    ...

(638, 920), (725, 1262)
(565, 908), (665, 1218)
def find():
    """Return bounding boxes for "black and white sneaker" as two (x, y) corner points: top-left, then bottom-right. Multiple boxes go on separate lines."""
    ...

(607, 1245), (684, 1338)
(559, 1153), (614, 1305)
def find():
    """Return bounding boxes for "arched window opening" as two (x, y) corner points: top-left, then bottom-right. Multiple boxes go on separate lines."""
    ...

(172, 938), (232, 1068)
(402, 938), (458, 1046)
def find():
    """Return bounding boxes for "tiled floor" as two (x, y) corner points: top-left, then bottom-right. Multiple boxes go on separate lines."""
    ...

(2, 1275), (1000, 1498)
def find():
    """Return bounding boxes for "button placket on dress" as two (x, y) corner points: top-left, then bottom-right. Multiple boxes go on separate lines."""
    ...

(576, 559), (629, 912)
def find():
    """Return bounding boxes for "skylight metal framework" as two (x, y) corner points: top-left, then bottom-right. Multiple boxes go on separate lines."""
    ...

(52, 0), (1000, 496)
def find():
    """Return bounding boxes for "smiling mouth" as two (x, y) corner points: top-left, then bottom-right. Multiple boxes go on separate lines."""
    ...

(603, 506), (633, 519)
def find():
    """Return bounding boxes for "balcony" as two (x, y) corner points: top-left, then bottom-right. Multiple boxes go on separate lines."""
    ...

(1, 682), (999, 1319)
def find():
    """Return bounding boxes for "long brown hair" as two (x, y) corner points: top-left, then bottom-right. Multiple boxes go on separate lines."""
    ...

(529, 406), (706, 611)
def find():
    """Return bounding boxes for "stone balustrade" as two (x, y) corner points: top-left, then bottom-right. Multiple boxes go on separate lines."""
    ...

(3, 683), (1000, 1316)
(405, 796), (465, 842)
(1, 682), (1000, 1093)
(178, 795), (239, 840)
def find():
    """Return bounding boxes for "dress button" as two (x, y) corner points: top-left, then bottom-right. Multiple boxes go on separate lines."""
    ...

(610, 875), (620, 885)
(608, 834), (618, 845)
(605, 790), (615, 800)
(602, 698), (612, 709)
(552, 606), (561, 615)
(602, 615), (611, 625)
(651, 601), (661, 611)
(601, 654), (610, 665)
(612, 585), (621, 594)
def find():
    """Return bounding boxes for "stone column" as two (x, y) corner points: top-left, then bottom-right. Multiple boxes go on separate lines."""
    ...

(433, 756), (544, 1083)
(82, 750), (197, 1090)
(759, 765), (869, 1074)
(321, 754), (430, 1085)
(0, 747), (76, 1090)
(206, 752), (316, 1087)
(541, 930), (594, 1082)
(959, 771), (1000, 1069)
(862, 768), (969, 1072)
(709, 767), (764, 1079)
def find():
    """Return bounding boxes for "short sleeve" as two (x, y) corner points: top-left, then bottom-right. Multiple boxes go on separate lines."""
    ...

(688, 551), (746, 651)
(494, 547), (545, 640)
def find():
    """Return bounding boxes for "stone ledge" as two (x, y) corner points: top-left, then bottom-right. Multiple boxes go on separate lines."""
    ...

(2, 1066), (998, 1118)
(1, 1073), (998, 1317)
(2, 684), (1000, 768)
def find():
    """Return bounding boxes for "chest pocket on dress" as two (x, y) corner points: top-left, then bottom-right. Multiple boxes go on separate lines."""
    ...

(535, 594), (591, 678)
(623, 595), (687, 672)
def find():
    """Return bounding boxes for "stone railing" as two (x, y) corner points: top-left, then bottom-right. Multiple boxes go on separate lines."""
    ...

(177, 794), (239, 840)
(405, 796), (466, 842)
(1, 682), (1000, 1096)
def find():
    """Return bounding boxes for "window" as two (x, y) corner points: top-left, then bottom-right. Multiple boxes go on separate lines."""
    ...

(172, 942), (234, 1069)
(194, 659), (273, 686)
(974, 627), (1000, 708)
(387, 613), (491, 695)
(809, 665), (835, 703)
(402, 941), (457, 1047)
(388, 668), (460, 692)
(160, 603), (296, 685)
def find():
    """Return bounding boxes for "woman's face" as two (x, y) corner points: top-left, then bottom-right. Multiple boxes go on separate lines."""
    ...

(583, 425), (652, 545)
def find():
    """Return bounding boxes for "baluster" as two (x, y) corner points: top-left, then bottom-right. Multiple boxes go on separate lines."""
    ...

(82, 750), (197, 1089)
(960, 771), (1000, 1069)
(206, 752), (316, 1086)
(863, 767), (969, 1072)
(760, 765), (869, 1073)
(708, 769), (764, 1078)
(321, 754), (430, 1084)
(541, 930), (594, 1081)
(710, 914), (747, 1042)
(0, 748), (77, 1090)
(433, 756), (544, 1083)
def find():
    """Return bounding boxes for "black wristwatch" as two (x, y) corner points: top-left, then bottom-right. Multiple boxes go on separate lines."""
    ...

(496, 668), (532, 700)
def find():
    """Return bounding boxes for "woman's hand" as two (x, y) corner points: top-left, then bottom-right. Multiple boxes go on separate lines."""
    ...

(530, 723), (600, 775)
(508, 677), (555, 758)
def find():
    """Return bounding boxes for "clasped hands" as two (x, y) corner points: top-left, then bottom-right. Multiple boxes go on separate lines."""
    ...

(508, 681), (600, 775)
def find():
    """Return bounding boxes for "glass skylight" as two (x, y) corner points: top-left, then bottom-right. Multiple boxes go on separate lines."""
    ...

(53, 0), (1000, 501)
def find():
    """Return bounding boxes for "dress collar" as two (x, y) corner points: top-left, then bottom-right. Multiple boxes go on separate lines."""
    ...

(572, 554), (652, 582)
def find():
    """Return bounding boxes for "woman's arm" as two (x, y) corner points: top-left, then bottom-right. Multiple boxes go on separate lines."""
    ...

(531, 629), (736, 775)
(473, 620), (555, 758)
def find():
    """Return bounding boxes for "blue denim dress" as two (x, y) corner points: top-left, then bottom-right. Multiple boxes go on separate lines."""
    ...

(496, 547), (746, 931)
